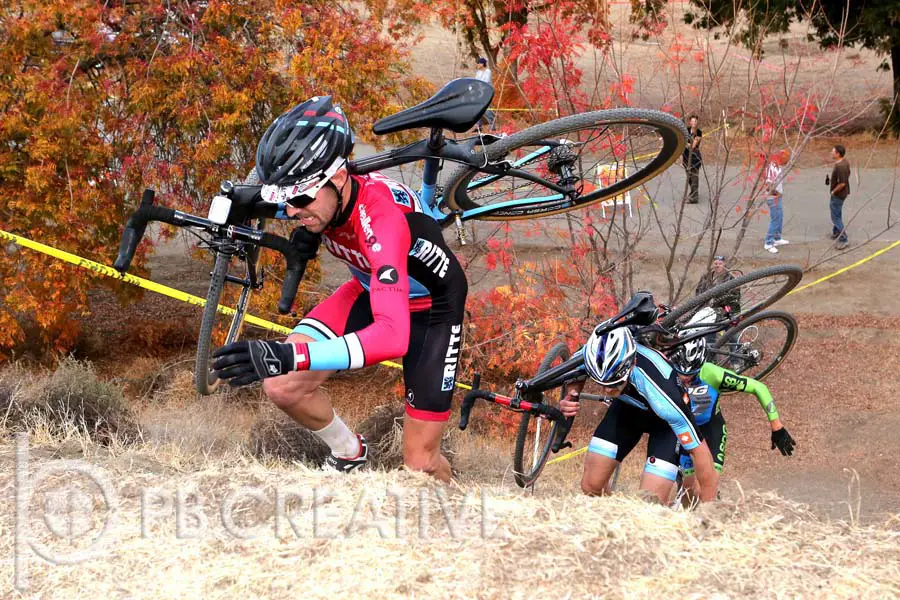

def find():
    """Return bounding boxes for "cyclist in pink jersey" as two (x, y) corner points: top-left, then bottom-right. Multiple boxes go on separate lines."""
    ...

(213, 97), (467, 480)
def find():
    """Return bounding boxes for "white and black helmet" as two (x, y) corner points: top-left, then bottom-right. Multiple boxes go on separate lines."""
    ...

(671, 307), (717, 375)
(255, 96), (355, 187)
(584, 326), (637, 386)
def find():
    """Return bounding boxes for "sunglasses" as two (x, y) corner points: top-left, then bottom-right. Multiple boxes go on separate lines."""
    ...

(260, 157), (346, 208)
(714, 255), (726, 261)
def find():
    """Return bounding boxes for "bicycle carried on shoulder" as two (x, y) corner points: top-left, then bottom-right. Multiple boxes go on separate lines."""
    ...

(459, 264), (802, 489)
(113, 78), (690, 394)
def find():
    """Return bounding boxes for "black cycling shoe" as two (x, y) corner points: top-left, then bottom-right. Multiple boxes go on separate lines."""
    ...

(324, 435), (368, 473)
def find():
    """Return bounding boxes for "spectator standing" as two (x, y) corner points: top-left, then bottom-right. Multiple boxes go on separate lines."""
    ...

(683, 114), (703, 203)
(695, 255), (740, 315)
(474, 57), (492, 84)
(827, 144), (850, 249)
(474, 57), (496, 130)
(763, 150), (790, 254)
(695, 255), (733, 296)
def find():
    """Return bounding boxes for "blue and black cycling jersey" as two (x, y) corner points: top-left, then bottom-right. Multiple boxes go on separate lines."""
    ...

(685, 380), (720, 426)
(578, 344), (703, 450)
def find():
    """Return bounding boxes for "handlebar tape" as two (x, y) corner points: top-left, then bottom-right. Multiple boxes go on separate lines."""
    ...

(459, 390), (495, 431)
(113, 191), (175, 272)
(551, 415), (575, 453)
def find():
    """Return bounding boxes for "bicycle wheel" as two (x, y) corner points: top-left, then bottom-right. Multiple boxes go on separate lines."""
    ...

(661, 265), (802, 330)
(513, 342), (571, 488)
(708, 310), (798, 383)
(442, 109), (687, 220)
(195, 252), (232, 395)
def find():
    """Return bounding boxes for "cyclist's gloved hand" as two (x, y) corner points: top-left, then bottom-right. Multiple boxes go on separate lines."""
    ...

(771, 427), (796, 456)
(212, 340), (309, 387)
(290, 226), (321, 261)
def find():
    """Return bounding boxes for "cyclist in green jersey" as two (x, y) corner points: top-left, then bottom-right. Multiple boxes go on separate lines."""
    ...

(670, 309), (796, 499)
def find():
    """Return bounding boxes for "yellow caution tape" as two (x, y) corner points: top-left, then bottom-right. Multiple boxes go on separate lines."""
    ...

(0, 229), (415, 371)
(545, 446), (587, 465)
(786, 239), (900, 295)
(0, 228), (294, 334)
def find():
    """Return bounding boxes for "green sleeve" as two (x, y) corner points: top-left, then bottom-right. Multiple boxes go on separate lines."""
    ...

(699, 362), (779, 422)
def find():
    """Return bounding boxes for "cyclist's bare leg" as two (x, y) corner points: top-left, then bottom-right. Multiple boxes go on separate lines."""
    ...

(638, 472), (676, 504)
(581, 452), (620, 495)
(403, 415), (451, 482)
(262, 334), (361, 459)
(688, 441), (720, 502)
(682, 474), (700, 502)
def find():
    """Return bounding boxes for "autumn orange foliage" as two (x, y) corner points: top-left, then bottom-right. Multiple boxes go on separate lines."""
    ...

(0, 0), (430, 353)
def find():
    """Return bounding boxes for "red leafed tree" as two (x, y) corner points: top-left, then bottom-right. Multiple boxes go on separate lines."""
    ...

(0, 0), (430, 353)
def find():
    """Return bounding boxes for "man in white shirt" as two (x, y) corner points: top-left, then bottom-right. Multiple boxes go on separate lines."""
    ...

(474, 57), (492, 83)
(474, 57), (495, 130)
(764, 150), (790, 253)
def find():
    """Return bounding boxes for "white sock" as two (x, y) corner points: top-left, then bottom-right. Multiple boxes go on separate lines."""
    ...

(312, 412), (361, 459)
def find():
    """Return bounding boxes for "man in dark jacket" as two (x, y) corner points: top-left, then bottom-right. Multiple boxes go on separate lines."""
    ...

(828, 144), (851, 249)
(683, 115), (703, 204)
(695, 255), (739, 314)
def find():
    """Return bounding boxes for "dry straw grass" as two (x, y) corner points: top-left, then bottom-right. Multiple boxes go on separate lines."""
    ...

(248, 403), (436, 471)
(2, 443), (899, 599)
(4, 359), (900, 597)
(0, 358), (139, 445)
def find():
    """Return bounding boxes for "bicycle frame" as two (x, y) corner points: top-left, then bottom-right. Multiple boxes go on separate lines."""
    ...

(348, 128), (562, 228)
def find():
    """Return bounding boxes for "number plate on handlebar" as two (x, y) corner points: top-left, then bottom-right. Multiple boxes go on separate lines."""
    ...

(208, 195), (232, 225)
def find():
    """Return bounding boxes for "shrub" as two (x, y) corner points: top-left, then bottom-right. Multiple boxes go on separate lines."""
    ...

(0, 358), (140, 445)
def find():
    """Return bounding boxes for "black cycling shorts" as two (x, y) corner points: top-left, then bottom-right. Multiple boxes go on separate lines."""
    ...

(298, 284), (465, 422)
(588, 399), (681, 482)
(681, 410), (727, 475)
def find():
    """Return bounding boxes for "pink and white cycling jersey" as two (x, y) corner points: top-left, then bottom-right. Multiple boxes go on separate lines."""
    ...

(292, 173), (467, 384)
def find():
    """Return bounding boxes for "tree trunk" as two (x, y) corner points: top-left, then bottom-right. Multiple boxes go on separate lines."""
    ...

(892, 41), (900, 103)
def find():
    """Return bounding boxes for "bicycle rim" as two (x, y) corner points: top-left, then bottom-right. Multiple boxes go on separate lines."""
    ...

(708, 310), (798, 384)
(443, 109), (687, 220)
(661, 265), (803, 330)
(513, 342), (571, 489)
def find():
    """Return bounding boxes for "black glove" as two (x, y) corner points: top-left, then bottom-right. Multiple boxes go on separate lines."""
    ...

(290, 226), (321, 261)
(212, 340), (303, 387)
(771, 427), (796, 456)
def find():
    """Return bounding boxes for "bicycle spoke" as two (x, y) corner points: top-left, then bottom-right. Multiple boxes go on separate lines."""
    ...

(709, 313), (796, 381)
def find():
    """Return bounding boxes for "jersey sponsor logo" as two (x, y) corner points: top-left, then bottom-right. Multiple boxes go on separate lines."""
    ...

(441, 324), (462, 391)
(410, 238), (450, 278)
(323, 236), (371, 270)
(716, 423), (728, 464)
(406, 389), (415, 407)
(357, 204), (381, 252)
(678, 432), (694, 446)
(376, 264), (399, 285)
(391, 187), (412, 207)
(688, 385), (713, 418)
(722, 373), (748, 391)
